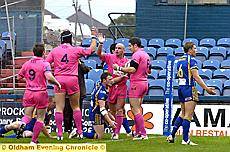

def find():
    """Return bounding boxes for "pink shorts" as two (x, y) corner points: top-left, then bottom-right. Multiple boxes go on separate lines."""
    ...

(23, 90), (49, 109)
(128, 81), (148, 98)
(55, 76), (79, 95)
(109, 84), (127, 104)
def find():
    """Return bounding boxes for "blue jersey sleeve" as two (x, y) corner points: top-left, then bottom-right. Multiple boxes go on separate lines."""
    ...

(97, 90), (107, 101)
(190, 58), (198, 70)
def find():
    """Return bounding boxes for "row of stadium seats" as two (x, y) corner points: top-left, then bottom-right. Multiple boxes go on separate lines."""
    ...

(81, 37), (230, 50)
(83, 78), (230, 97)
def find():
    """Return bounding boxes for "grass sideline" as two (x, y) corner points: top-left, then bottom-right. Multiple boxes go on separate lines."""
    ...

(1, 133), (230, 152)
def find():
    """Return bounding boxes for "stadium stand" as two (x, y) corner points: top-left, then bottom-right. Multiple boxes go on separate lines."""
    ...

(156, 47), (173, 60)
(81, 38), (92, 47)
(103, 38), (114, 50)
(174, 47), (184, 58)
(199, 38), (216, 47)
(202, 59), (220, 71)
(151, 60), (166, 70)
(158, 69), (166, 79)
(83, 59), (97, 69)
(148, 38), (164, 48)
(140, 38), (148, 47)
(148, 79), (165, 96)
(223, 80), (230, 96)
(143, 47), (156, 60)
(196, 47), (209, 62)
(195, 59), (202, 69)
(165, 38), (181, 48)
(85, 79), (95, 95)
(87, 69), (103, 83)
(217, 38), (230, 47)
(220, 59), (230, 69)
(148, 69), (158, 79)
(182, 38), (199, 47)
(212, 69), (230, 82)
(204, 79), (223, 96)
(115, 38), (129, 47)
(209, 46), (227, 62)
(198, 69), (212, 81)
(196, 83), (204, 95)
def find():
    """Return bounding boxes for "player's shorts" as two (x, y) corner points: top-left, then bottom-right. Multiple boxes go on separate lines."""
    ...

(178, 86), (199, 102)
(54, 76), (80, 95)
(23, 90), (49, 109)
(128, 81), (148, 98)
(109, 84), (127, 104)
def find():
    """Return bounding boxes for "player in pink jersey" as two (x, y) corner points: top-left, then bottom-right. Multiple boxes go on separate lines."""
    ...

(46, 28), (97, 140)
(97, 36), (131, 139)
(113, 37), (151, 140)
(17, 43), (61, 144)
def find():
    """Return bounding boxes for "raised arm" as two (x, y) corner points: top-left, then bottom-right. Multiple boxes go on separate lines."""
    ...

(97, 33), (106, 58)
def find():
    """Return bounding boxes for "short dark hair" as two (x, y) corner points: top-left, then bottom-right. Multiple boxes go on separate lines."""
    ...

(183, 42), (194, 53)
(61, 30), (72, 45)
(100, 72), (111, 82)
(33, 43), (45, 57)
(110, 43), (117, 53)
(129, 37), (142, 48)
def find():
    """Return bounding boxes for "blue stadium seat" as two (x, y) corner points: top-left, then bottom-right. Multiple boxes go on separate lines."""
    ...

(1, 32), (16, 50)
(213, 69), (230, 82)
(140, 38), (148, 47)
(209, 47), (227, 62)
(217, 38), (230, 47)
(88, 53), (102, 67)
(204, 79), (223, 96)
(158, 69), (166, 79)
(81, 38), (92, 47)
(223, 80), (230, 96)
(148, 79), (165, 96)
(174, 47), (184, 58)
(85, 79), (95, 95)
(103, 38), (114, 50)
(148, 38), (164, 48)
(220, 59), (230, 69)
(195, 59), (202, 69)
(151, 60), (166, 70)
(198, 69), (212, 81)
(156, 47), (173, 60)
(195, 83), (204, 95)
(196, 47), (209, 62)
(203, 59), (220, 71)
(88, 69), (103, 83)
(83, 59), (97, 69)
(182, 38), (199, 47)
(115, 38), (129, 47)
(148, 69), (158, 79)
(144, 47), (156, 60)
(199, 38), (216, 47)
(165, 38), (181, 48)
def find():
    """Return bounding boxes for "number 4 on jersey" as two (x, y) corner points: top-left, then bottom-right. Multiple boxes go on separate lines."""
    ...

(61, 54), (69, 63)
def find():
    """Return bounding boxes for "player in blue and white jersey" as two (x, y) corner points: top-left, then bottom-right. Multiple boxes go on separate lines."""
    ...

(167, 42), (216, 145)
(83, 72), (116, 139)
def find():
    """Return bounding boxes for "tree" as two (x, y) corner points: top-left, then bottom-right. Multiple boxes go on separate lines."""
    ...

(106, 14), (135, 39)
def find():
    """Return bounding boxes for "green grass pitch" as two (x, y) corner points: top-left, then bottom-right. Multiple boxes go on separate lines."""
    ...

(1, 133), (230, 152)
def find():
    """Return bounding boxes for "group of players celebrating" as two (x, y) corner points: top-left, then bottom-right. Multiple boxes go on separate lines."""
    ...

(0, 27), (215, 145)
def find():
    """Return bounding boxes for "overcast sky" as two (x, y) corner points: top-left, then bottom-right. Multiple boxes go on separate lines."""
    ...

(45, 0), (136, 26)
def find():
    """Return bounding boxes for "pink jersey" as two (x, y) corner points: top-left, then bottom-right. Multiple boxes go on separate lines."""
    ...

(46, 43), (93, 76)
(18, 57), (51, 91)
(130, 49), (150, 82)
(101, 54), (129, 85)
